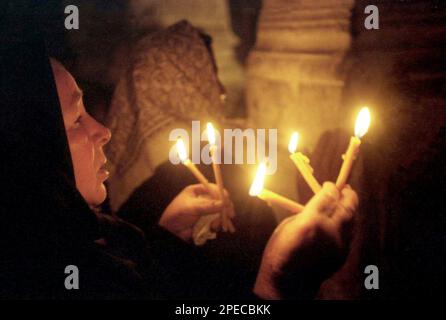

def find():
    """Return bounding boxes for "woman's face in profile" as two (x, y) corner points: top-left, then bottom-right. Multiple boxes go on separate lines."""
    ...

(50, 59), (111, 206)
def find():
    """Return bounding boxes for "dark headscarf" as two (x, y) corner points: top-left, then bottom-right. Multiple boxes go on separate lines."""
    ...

(0, 13), (149, 298)
(0, 16), (260, 299)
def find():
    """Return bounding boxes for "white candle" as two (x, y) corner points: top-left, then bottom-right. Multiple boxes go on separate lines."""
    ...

(249, 162), (304, 214)
(207, 123), (235, 233)
(288, 132), (322, 194)
(176, 138), (213, 192)
(336, 107), (371, 189)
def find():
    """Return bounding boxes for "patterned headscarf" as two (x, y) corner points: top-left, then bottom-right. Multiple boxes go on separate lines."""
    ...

(106, 20), (226, 211)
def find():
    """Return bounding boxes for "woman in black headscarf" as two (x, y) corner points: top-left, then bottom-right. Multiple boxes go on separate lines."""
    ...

(0, 24), (229, 299)
(0, 16), (359, 299)
(50, 57), (234, 299)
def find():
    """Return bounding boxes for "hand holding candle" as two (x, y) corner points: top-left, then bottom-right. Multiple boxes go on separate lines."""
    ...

(336, 107), (371, 189)
(249, 162), (304, 214)
(288, 132), (322, 194)
(176, 136), (234, 235)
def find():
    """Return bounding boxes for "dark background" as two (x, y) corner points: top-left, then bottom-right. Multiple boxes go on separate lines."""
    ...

(1, 0), (446, 299)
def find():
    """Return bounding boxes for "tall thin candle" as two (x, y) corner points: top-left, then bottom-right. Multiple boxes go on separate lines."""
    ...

(336, 107), (371, 189)
(207, 123), (235, 233)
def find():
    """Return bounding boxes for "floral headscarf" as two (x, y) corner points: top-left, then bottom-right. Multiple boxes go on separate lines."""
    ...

(106, 20), (225, 211)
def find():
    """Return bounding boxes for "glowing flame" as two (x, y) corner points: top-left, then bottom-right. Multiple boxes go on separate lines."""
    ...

(206, 122), (216, 146)
(288, 132), (299, 154)
(176, 138), (188, 162)
(354, 107), (371, 138)
(249, 162), (267, 196)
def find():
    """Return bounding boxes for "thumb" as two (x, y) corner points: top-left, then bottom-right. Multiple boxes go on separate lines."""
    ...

(305, 182), (340, 217)
(187, 183), (219, 199)
(192, 198), (224, 216)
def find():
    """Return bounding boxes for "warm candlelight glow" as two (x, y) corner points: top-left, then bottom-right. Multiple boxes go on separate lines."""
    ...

(206, 122), (216, 146)
(176, 138), (188, 162)
(354, 107), (371, 138)
(249, 162), (267, 196)
(249, 162), (304, 213)
(336, 106), (372, 189)
(288, 132), (299, 154)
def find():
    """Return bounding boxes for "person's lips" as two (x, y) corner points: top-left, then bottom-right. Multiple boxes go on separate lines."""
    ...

(97, 161), (109, 180)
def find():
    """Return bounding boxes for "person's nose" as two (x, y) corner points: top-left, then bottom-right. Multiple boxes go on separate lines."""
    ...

(91, 118), (111, 147)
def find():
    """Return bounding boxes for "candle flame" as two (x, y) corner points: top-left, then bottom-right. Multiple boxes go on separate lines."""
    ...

(176, 138), (188, 162)
(354, 107), (371, 138)
(206, 122), (216, 146)
(249, 162), (267, 196)
(288, 132), (299, 154)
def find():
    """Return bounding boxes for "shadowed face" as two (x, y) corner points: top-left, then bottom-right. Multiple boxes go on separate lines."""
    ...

(50, 59), (111, 206)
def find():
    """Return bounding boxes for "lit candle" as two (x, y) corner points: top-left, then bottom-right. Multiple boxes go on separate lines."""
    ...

(336, 107), (371, 189)
(206, 123), (235, 233)
(288, 132), (322, 194)
(249, 163), (304, 214)
(176, 138), (213, 191)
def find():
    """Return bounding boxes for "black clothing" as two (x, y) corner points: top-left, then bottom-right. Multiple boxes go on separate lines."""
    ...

(385, 127), (446, 298)
(0, 15), (263, 299)
(117, 161), (277, 298)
